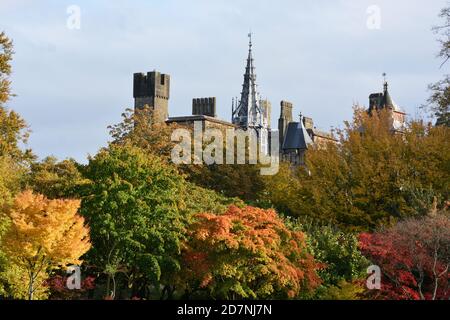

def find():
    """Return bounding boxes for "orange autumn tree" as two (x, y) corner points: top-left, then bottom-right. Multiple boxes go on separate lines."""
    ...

(181, 206), (321, 299)
(1, 191), (91, 300)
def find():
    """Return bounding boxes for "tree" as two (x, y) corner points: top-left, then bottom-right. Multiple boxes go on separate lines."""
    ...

(0, 32), (30, 297)
(0, 263), (49, 300)
(0, 188), (11, 297)
(426, 6), (450, 126)
(427, 76), (450, 126)
(28, 156), (87, 199)
(1, 191), (91, 300)
(109, 107), (265, 203)
(78, 144), (186, 299)
(0, 106), (34, 165)
(108, 107), (179, 162)
(0, 32), (33, 164)
(287, 219), (369, 288)
(76, 142), (243, 299)
(0, 156), (22, 209)
(359, 214), (450, 300)
(182, 162), (266, 203)
(180, 205), (321, 299)
(264, 108), (450, 231)
(317, 280), (365, 300)
(0, 31), (13, 105)
(434, 6), (450, 66)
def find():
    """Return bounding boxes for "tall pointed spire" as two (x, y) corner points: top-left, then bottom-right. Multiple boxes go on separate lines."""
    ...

(232, 32), (264, 129)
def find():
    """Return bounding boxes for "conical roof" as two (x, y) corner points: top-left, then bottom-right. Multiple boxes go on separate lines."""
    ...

(383, 81), (404, 113)
(282, 116), (313, 150)
(232, 33), (263, 128)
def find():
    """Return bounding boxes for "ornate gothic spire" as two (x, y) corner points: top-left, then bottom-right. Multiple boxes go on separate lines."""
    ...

(232, 33), (264, 129)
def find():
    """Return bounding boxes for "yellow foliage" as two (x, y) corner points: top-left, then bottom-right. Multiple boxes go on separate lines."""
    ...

(318, 280), (365, 300)
(1, 191), (91, 299)
(0, 263), (49, 300)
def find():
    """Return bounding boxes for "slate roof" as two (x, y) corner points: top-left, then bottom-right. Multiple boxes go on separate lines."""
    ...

(282, 120), (313, 150)
(383, 82), (405, 114)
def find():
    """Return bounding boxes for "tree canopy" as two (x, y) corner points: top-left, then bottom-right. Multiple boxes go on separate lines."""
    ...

(1, 191), (91, 300)
(180, 205), (321, 299)
(264, 108), (450, 231)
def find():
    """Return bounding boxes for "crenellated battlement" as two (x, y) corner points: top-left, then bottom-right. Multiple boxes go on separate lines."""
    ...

(192, 97), (216, 117)
(133, 71), (170, 123)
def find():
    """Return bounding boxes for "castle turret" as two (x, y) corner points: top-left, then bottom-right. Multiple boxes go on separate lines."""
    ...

(133, 71), (170, 124)
(368, 77), (406, 132)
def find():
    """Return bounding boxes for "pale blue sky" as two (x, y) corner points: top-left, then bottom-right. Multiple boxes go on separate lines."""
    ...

(1, 0), (448, 162)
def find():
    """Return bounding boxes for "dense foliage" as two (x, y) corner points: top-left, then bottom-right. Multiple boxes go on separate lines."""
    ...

(0, 5), (450, 300)
(77, 144), (188, 299)
(1, 191), (91, 300)
(0, 31), (13, 106)
(180, 206), (321, 299)
(426, 6), (450, 126)
(359, 214), (450, 300)
(264, 108), (450, 231)
(76, 144), (240, 299)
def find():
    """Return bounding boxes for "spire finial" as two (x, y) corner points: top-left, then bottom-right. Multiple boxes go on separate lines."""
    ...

(248, 31), (252, 49)
(383, 72), (389, 92)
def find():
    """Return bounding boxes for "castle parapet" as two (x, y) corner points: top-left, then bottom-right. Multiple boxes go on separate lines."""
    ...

(192, 97), (217, 117)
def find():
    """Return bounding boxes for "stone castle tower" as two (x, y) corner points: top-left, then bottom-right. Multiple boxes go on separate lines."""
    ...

(133, 71), (170, 123)
(368, 79), (406, 132)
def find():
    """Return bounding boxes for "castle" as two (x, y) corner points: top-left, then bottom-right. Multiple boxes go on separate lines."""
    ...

(369, 78), (406, 133)
(133, 35), (405, 165)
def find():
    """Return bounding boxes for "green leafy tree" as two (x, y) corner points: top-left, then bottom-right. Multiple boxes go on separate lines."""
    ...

(0, 31), (13, 105)
(0, 107), (34, 165)
(77, 144), (186, 299)
(0, 32), (33, 164)
(285, 217), (369, 299)
(291, 222), (369, 286)
(28, 156), (87, 199)
(77, 144), (238, 299)
(0, 156), (22, 208)
(317, 280), (365, 300)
